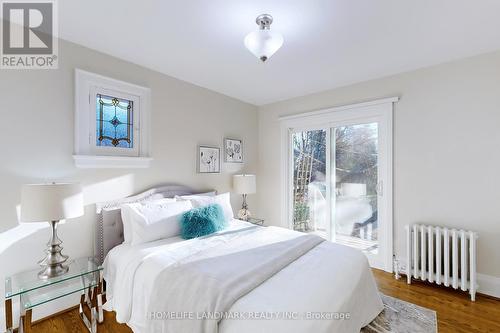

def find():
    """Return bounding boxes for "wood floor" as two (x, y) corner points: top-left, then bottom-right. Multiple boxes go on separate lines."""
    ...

(26, 269), (500, 333)
(372, 269), (500, 333)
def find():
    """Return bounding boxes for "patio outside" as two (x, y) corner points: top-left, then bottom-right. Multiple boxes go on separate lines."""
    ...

(292, 125), (379, 254)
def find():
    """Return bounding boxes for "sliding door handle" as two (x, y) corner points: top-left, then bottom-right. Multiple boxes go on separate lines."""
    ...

(376, 181), (383, 196)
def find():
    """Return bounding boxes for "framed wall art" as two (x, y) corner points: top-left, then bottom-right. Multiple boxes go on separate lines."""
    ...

(224, 138), (243, 163)
(198, 145), (221, 173)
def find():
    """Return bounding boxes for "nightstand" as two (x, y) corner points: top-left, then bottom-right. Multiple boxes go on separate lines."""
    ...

(4, 257), (103, 333)
(246, 217), (264, 226)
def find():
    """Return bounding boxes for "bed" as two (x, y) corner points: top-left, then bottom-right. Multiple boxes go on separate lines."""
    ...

(95, 185), (383, 333)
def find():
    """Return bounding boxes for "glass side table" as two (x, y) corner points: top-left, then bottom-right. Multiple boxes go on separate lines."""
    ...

(246, 217), (264, 226)
(4, 257), (104, 333)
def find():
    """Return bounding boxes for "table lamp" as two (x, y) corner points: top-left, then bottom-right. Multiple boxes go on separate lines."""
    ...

(233, 174), (256, 221)
(20, 183), (84, 279)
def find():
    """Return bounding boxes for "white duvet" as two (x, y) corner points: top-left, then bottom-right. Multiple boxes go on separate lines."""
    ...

(104, 220), (383, 333)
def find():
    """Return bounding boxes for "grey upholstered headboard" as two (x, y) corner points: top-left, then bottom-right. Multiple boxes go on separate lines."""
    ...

(94, 185), (212, 264)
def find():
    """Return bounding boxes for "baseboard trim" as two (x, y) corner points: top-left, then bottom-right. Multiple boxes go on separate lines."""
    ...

(477, 273), (500, 299)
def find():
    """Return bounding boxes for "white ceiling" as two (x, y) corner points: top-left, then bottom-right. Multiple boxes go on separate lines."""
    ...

(60, 0), (500, 105)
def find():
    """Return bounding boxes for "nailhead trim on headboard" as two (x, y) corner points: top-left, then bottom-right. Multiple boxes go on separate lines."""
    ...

(98, 213), (105, 264)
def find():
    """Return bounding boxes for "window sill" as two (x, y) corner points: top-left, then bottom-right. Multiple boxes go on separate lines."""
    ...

(73, 155), (153, 168)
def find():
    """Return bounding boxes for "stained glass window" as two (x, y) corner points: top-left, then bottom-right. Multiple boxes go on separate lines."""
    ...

(96, 94), (133, 148)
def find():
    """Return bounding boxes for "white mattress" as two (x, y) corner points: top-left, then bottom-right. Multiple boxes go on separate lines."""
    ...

(103, 219), (382, 333)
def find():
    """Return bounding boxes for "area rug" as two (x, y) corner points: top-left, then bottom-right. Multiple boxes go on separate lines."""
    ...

(361, 294), (437, 333)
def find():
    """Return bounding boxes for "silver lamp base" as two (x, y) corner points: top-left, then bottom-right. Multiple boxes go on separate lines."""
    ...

(38, 220), (69, 279)
(237, 194), (252, 221)
(237, 208), (252, 221)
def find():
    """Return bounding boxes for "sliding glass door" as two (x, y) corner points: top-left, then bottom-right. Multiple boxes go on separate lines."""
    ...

(285, 101), (393, 271)
(332, 123), (379, 255)
(292, 130), (328, 237)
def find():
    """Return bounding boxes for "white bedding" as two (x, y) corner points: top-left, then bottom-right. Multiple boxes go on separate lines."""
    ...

(103, 219), (383, 333)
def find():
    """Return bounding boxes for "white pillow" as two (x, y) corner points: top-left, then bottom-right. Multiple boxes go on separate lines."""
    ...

(177, 192), (234, 221)
(129, 200), (193, 246)
(120, 198), (177, 244)
(149, 197), (178, 205)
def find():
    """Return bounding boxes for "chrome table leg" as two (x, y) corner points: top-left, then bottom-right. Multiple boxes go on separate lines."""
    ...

(79, 277), (97, 333)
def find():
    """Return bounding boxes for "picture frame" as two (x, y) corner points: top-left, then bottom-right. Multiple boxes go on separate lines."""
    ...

(224, 138), (243, 163)
(198, 145), (221, 173)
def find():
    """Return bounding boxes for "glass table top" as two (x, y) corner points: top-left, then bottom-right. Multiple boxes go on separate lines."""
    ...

(21, 273), (98, 310)
(5, 257), (102, 299)
(246, 217), (264, 225)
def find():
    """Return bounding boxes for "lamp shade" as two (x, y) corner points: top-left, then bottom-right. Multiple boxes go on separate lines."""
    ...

(233, 174), (256, 195)
(244, 29), (284, 62)
(20, 183), (84, 222)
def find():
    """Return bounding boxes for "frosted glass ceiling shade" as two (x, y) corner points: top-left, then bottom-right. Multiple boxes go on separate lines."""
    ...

(233, 174), (257, 194)
(21, 183), (84, 222)
(244, 14), (283, 62)
(244, 30), (284, 62)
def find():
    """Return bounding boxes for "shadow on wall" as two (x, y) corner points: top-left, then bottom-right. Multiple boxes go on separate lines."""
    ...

(0, 173), (138, 290)
(0, 173), (139, 331)
(82, 174), (136, 206)
(0, 204), (96, 306)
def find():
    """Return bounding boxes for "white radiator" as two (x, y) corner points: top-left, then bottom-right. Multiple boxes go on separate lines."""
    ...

(405, 224), (478, 301)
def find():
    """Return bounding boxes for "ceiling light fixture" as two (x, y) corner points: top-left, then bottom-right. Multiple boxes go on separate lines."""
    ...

(244, 14), (284, 62)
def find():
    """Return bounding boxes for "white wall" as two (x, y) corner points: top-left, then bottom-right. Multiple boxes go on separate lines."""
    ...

(0, 39), (258, 327)
(258, 50), (500, 281)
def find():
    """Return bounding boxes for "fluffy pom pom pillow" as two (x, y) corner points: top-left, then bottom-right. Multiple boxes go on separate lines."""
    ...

(180, 204), (227, 239)
(176, 192), (234, 222)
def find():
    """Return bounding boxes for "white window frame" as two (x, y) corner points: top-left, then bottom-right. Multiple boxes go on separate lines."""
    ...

(280, 97), (397, 272)
(74, 69), (152, 168)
